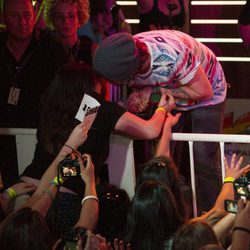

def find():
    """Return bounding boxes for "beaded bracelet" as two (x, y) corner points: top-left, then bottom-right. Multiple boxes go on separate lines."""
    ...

(155, 107), (166, 113)
(223, 177), (235, 184)
(50, 176), (64, 186)
(232, 226), (250, 235)
(6, 188), (17, 200)
(81, 195), (99, 205)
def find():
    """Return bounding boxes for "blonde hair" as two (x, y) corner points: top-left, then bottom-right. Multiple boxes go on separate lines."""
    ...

(44, 0), (89, 30)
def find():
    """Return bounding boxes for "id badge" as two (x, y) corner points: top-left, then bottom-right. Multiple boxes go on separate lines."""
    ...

(8, 87), (20, 105)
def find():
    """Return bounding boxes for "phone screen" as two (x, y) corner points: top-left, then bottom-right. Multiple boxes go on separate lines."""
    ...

(150, 93), (161, 104)
(224, 199), (238, 213)
(61, 165), (79, 177)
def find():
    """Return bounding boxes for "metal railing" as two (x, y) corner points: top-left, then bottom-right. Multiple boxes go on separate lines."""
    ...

(1, 128), (250, 216)
(172, 133), (250, 216)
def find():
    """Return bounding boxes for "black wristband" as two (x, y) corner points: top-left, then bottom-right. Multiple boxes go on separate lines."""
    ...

(233, 226), (250, 235)
(64, 144), (75, 151)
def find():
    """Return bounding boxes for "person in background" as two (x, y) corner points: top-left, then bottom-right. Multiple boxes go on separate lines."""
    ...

(0, 0), (70, 128)
(125, 180), (185, 250)
(172, 221), (219, 250)
(0, 207), (53, 250)
(78, 0), (131, 44)
(137, 0), (190, 33)
(0, 0), (70, 189)
(238, 0), (250, 52)
(135, 112), (191, 219)
(44, 0), (111, 99)
(43, 0), (95, 65)
(96, 184), (131, 243)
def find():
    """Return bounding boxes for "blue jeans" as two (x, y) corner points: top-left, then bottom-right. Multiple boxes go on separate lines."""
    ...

(171, 101), (226, 213)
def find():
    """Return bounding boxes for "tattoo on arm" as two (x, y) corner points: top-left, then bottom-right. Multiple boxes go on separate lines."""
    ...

(167, 88), (191, 100)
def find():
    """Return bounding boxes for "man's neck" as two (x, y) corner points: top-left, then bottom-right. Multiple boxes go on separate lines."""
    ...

(6, 37), (32, 62)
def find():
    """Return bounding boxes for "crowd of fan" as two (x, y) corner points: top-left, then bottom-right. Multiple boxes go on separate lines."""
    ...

(0, 0), (250, 249)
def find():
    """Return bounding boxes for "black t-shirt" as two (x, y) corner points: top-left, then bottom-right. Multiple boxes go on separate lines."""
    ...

(22, 100), (126, 197)
(73, 35), (93, 65)
(0, 30), (70, 128)
(139, 0), (185, 32)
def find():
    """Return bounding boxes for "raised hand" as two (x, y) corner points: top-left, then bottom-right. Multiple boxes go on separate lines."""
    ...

(65, 122), (89, 150)
(9, 182), (36, 196)
(158, 90), (176, 112)
(79, 154), (95, 185)
(224, 153), (250, 179)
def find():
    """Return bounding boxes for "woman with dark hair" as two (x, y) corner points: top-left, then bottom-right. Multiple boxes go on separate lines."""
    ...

(96, 184), (131, 242)
(0, 207), (53, 250)
(137, 0), (189, 32)
(125, 180), (185, 250)
(78, 0), (131, 43)
(136, 156), (189, 220)
(172, 221), (219, 250)
(20, 62), (174, 233)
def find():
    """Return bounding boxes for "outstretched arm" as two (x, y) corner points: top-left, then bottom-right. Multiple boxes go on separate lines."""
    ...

(23, 122), (89, 215)
(155, 112), (181, 157)
(213, 154), (250, 211)
(115, 93), (175, 139)
(0, 182), (36, 213)
(197, 154), (250, 221)
(74, 154), (98, 231)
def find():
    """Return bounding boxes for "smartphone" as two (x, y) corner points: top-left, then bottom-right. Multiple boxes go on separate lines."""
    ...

(234, 182), (250, 198)
(224, 199), (238, 213)
(150, 92), (161, 104)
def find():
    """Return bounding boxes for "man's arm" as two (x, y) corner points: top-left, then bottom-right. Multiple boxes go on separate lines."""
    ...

(167, 65), (213, 101)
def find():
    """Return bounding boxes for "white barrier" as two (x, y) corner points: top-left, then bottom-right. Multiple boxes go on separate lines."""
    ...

(172, 133), (250, 217)
(1, 128), (250, 215)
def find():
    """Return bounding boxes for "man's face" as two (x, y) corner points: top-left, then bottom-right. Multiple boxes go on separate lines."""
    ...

(92, 0), (114, 33)
(4, 0), (36, 42)
(53, 1), (79, 39)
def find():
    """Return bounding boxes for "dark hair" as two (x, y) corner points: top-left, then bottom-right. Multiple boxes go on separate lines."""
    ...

(39, 62), (99, 154)
(126, 180), (184, 250)
(0, 207), (52, 250)
(172, 221), (218, 250)
(89, 0), (108, 16)
(198, 244), (225, 250)
(136, 156), (188, 219)
(96, 184), (131, 242)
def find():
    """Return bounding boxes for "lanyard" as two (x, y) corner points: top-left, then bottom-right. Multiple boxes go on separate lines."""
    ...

(6, 51), (33, 87)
